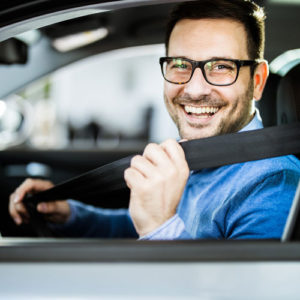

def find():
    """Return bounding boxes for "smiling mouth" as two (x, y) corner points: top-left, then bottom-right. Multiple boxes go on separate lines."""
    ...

(183, 105), (220, 118)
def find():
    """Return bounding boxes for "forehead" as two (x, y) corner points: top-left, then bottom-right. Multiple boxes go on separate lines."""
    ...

(168, 18), (249, 60)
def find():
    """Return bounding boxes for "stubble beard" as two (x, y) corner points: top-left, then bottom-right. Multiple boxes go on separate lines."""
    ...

(164, 81), (255, 140)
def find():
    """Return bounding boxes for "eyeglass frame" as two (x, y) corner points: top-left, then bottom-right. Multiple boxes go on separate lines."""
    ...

(159, 57), (261, 86)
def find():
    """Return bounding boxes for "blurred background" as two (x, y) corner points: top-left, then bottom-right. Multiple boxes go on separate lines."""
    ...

(1, 44), (179, 151)
(0, 0), (300, 237)
(1, 0), (300, 151)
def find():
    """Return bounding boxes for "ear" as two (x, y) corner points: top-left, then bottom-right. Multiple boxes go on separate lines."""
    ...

(253, 60), (269, 101)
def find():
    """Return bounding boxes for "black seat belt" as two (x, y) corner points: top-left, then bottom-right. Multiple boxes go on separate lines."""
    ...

(23, 122), (300, 236)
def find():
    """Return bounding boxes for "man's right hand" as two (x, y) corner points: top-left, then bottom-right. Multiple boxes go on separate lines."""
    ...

(9, 178), (71, 225)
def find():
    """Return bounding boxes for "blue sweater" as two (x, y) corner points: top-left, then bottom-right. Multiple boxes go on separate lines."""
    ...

(54, 114), (300, 239)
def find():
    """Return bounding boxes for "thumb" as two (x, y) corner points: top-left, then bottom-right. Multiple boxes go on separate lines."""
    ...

(37, 202), (58, 214)
(179, 139), (188, 143)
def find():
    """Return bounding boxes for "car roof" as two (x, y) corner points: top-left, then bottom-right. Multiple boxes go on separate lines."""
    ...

(0, 0), (300, 98)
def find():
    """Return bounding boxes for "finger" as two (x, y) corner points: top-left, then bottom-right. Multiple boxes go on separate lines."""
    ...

(160, 139), (188, 167)
(14, 179), (53, 204)
(124, 167), (145, 189)
(143, 143), (172, 169)
(9, 189), (30, 217)
(130, 155), (156, 178)
(179, 138), (188, 143)
(15, 202), (30, 218)
(37, 201), (59, 215)
(9, 198), (23, 225)
(37, 201), (70, 224)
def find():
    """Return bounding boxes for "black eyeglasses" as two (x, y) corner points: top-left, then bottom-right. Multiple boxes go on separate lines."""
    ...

(159, 57), (259, 86)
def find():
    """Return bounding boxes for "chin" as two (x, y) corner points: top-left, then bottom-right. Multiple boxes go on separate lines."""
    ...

(180, 126), (219, 140)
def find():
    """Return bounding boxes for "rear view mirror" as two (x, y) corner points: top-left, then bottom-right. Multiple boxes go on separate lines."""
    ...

(0, 38), (28, 65)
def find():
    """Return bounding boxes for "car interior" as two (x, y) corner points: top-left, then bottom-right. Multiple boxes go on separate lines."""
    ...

(0, 0), (300, 238)
(0, 1), (300, 298)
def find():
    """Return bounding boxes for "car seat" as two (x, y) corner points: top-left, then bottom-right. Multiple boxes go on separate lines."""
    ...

(256, 72), (281, 127)
(276, 62), (300, 159)
(276, 62), (300, 125)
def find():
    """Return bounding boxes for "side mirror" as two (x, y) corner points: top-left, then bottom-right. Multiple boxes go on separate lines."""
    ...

(0, 38), (28, 65)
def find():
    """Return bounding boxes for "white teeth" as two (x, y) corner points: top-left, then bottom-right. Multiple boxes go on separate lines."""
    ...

(184, 105), (219, 114)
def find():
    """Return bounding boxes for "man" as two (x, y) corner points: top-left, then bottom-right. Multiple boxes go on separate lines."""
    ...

(9, 0), (300, 239)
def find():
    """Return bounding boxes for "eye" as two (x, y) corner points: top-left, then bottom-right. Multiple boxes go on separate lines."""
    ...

(206, 61), (236, 72)
(174, 63), (188, 69)
(216, 64), (229, 70)
(171, 59), (187, 69)
(215, 64), (234, 70)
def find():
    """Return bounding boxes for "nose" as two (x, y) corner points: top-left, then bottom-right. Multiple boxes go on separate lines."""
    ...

(183, 67), (212, 98)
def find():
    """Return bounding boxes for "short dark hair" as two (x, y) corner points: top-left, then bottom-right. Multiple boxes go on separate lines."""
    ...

(165, 0), (266, 59)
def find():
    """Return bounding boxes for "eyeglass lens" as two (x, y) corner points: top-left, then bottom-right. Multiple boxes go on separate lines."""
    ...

(162, 58), (238, 85)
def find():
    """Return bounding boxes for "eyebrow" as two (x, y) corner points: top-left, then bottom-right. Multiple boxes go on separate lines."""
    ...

(169, 56), (236, 61)
(209, 56), (236, 60)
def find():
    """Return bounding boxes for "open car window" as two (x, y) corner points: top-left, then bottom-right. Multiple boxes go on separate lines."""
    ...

(0, 0), (300, 298)
(0, 0), (299, 230)
(0, 0), (299, 231)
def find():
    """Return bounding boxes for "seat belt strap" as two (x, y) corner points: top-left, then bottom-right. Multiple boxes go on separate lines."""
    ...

(181, 121), (300, 169)
(24, 122), (300, 207)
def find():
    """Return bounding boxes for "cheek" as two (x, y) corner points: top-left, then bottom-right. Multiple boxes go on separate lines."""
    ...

(164, 82), (181, 101)
(235, 71), (254, 97)
(213, 87), (237, 107)
(220, 77), (252, 107)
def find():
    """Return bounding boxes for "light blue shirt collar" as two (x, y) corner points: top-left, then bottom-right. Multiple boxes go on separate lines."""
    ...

(239, 109), (263, 132)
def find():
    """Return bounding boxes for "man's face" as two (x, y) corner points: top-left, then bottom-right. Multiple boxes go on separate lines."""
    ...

(164, 18), (256, 140)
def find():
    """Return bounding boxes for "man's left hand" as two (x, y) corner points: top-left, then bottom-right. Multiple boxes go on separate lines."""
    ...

(124, 139), (189, 237)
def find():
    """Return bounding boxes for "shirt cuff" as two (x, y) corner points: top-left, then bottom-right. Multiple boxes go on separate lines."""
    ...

(138, 214), (192, 240)
(64, 199), (78, 225)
